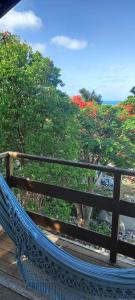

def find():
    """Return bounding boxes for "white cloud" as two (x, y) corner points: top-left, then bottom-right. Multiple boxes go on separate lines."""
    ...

(31, 43), (46, 55)
(0, 9), (42, 32)
(51, 35), (87, 50)
(100, 65), (129, 84)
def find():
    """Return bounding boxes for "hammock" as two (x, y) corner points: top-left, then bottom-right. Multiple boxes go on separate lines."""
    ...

(0, 175), (135, 300)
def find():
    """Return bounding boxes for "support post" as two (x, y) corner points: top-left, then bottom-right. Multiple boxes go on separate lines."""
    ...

(5, 153), (13, 184)
(110, 172), (121, 263)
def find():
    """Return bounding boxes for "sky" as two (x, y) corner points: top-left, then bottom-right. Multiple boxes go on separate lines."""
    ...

(0, 0), (135, 101)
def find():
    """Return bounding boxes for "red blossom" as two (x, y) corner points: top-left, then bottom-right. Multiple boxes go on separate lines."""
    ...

(71, 95), (97, 117)
(86, 101), (94, 107)
(3, 31), (10, 37)
(119, 104), (135, 117)
(71, 95), (87, 108)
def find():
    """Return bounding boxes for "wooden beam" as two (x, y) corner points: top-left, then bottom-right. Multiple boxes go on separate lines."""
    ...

(0, 152), (9, 160)
(28, 211), (135, 261)
(110, 173), (121, 263)
(120, 200), (135, 218)
(27, 211), (111, 249)
(118, 240), (135, 260)
(8, 152), (135, 176)
(9, 176), (113, 211)
(5, 155), (13, 183)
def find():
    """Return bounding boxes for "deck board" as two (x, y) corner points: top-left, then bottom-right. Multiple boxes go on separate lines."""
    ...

(0, 231), (49, 299)
(0, 284), (29, 300)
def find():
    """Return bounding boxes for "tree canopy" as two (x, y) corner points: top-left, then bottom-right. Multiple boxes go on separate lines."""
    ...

(0, 33), (79, 160)
(79, 88), (102, 104)
(72, 97), (135, 169)
(0, 32), (134, 227)
(130, 86), (135, 96)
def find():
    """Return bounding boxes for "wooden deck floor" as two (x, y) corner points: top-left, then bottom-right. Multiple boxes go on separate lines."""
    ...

(0, 230), (49, 300)
(0, 229), (133, 300)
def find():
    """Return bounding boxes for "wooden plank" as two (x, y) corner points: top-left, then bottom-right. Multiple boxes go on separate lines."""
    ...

(58, 240), (111, 267)
(0, 152), (8, 160)
(9, 176), (113, 211)
(43, 230), (113, 267)
(118, 240), (135, 259)
(0, 258), (21, 280)
(110, 173), (121, 263)
(5, 155), (13, 182)
(0, 284), (29, 300)
(0, 248), (16, 264)
(0, 271), (49, 300)
(0, 231), (15, 247)
(27, 211), (111, 250)
(120, 200), (135, 218)
(0, 245), (15, 254)
(0, 235), (22, 280)
(0, 238), (15, 251)
(9, 151), (135, 176)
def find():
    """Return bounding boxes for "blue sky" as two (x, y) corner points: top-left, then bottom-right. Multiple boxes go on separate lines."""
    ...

(0, 0), (135, 100)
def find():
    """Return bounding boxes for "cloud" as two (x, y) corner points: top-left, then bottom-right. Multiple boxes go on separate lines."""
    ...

(98, 65), (129, 85)
(31, 43), (46, 55)
(0, 9), (42, 32)
(51, 35), (87, 50)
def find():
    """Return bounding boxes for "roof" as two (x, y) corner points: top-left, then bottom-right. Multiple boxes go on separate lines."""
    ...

(0, 0), (21, 18)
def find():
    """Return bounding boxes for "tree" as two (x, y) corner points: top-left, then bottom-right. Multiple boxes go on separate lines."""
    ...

(130, 86), (135, 96)
(79, 104), (134, 168)
(79, 88), (102, 104)
(1, 32), (134, 229)
(119, 94), (135, 150)
(71, 100), (135, 226)
(0, 33), (77, 157)
(0, 32), (88, 224)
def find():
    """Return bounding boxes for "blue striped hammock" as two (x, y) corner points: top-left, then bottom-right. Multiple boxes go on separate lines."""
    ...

(0, 174), (135, 300)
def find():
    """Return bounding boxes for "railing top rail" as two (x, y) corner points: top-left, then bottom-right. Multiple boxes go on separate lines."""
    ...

(0, 152), (9, 160)
(7, 151), (135, 176)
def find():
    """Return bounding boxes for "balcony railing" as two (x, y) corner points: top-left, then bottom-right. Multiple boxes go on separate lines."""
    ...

(0, 151), (135, 264)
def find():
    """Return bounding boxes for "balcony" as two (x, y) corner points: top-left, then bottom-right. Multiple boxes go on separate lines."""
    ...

(0, 151), (135, 299)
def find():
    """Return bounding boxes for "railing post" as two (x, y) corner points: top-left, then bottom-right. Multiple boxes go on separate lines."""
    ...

(110, 172), (121, 263)
(5, 153), (13, 184)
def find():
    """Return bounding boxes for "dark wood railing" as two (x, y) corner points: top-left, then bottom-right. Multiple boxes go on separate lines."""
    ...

(0, 151), (135, 264)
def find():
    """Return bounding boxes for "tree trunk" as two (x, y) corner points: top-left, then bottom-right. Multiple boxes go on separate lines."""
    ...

(75, 175), (95, 228)
(75, 204), (84, 226)
(82, 175), (94, 228)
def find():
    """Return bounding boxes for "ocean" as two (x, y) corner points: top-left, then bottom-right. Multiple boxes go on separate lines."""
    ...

(103, 100), (121, 105)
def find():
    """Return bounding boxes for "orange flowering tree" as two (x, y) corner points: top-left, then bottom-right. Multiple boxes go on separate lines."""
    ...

(119, 95), (135, 145)
(71, 96), (135, 226)
(71, 95), (134, 168)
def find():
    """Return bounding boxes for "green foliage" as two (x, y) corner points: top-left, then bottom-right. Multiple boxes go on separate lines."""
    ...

(26, 200), (38, 212)
(130, 87), (135, 96)
(79, 88), (102, 104)
(0, 33), (82, 221)
(78, 104), (135, 168)
(15, 160), (95, 192)
(123, 95), (135, 105)
(0, 33), (80, 159)
(0, 33), (134, 226)
(43, 198), (73, 222)
(90, 220), (111, 236)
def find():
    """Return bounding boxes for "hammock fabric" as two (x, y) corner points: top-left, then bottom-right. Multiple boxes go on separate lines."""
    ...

(0, 174), (135, 300)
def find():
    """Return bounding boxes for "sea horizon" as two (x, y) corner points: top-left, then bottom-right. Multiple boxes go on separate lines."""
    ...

(103, 100), (122, 105)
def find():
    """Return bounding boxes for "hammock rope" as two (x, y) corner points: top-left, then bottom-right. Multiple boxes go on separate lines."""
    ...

(0, 174), (135, 300)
